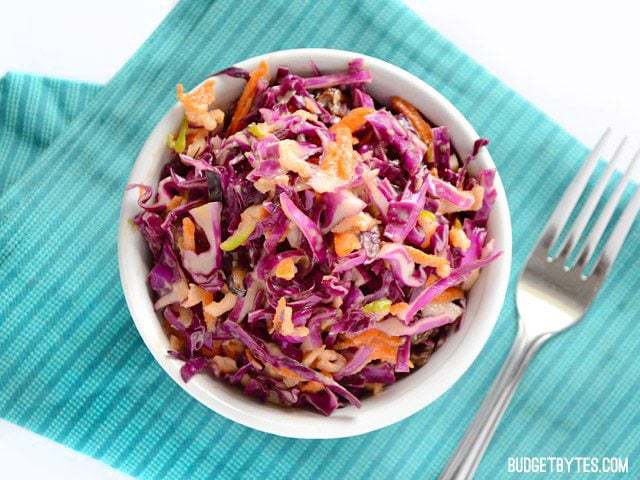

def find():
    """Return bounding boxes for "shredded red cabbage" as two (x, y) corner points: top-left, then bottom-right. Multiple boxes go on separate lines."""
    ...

(129, 58), (499, 415)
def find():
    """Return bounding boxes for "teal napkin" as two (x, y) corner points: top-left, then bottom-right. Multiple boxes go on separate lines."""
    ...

(1, 1), (638, 478)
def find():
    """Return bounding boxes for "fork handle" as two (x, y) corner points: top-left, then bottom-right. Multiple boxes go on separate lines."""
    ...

(439, 321), (550, 480)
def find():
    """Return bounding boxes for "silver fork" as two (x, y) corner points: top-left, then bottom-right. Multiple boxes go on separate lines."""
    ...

(440, 129), (640, 480)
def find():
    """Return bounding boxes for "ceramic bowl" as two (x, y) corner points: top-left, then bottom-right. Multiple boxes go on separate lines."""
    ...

(118, 48), (512, 439)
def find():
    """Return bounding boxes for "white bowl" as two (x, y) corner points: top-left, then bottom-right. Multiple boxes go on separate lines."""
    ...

(118, 48), (512, 439)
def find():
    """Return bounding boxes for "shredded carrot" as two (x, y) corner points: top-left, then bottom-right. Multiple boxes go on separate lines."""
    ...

(389, 96), (433, 143)
(201, 289), (214, 305)
(426, 274), (439, 286)
(226, 60), (269, 136)
(404, 245), (450, 277)
(330, 107), (374, 133)
(274, 257), (298, 280)
(270, 297), (309, 337)
(182, 217), (196, 251)
(389, 302), (409, 317)
(300, 381), (325, 393)
(335, 127), (356, 179)
(320, 126), (356, 180)
(334, 232), (361, 257)
(274, 366), (304, 382)
(166, 195), (185, 211)
(432, 287), (465, 304)
(183, 284), (214, 307)
(346, 329), (403, 364)
(404, 245), (433, 265)
(450, 220), (471, 251)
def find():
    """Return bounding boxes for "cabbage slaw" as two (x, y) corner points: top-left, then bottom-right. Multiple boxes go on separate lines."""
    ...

(128, 58), (499, 415)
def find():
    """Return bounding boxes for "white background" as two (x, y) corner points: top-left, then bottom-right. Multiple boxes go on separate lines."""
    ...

(1, 1), (639, 478)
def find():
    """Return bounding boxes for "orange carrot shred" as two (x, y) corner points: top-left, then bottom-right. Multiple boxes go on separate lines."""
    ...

(334, 232), (361, 257)
(320, 126), (356, 180)
(389, 96), (433, 143)
(335, 127), (356, 180)
(426, 274), (439, 286)
(330, 107), (374, 133)
(182, 217), (196, 251)
(274, 257), (297, 280)
(274, 366), (303, 382)
(347, 329), (403, 364)
(200, 289), (214, 305)
(404, 246), (446, 268)
(432, 287), (465, 304)
(404, 245), (450, 277)
(300, 381), (325, 393)
(389, 302), (409, 317)
(166, 195), (185, 211)
(226, 60), (269, 136)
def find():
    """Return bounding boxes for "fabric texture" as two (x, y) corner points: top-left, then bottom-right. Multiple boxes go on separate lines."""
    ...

(1, 0), (638, 478)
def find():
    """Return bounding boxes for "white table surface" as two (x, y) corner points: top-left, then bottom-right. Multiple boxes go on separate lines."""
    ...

(1, 1), (639, 478)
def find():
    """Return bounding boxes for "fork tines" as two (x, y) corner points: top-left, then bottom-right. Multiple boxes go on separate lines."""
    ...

(542, 129), (640, 279)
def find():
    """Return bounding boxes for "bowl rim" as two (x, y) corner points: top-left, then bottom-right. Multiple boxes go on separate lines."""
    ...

(118, 47), (512, 439)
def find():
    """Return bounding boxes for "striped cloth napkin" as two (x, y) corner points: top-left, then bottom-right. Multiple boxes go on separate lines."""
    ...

(1, 0), (638, 478)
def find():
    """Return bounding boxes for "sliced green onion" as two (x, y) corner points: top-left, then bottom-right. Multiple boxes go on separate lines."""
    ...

(247, 122), (267, 139)
(362, 298), (392, 315)
(419, 210), (436, 223)
(220, 223), (256, 252)
(167, 117), (189, 153)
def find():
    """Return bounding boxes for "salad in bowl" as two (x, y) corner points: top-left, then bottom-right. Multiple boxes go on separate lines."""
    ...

(128, 57), (499, 416)
(120, 50), (511, 437)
